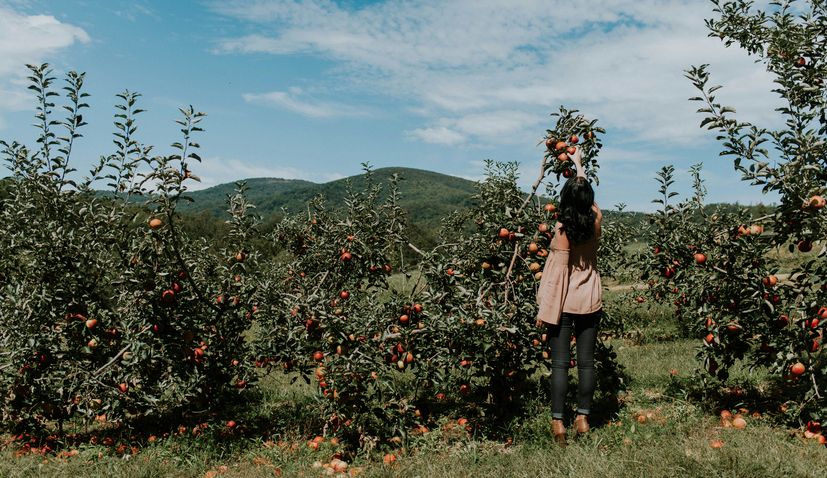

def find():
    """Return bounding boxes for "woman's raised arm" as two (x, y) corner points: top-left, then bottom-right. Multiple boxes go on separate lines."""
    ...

(570, 146), (586, 179)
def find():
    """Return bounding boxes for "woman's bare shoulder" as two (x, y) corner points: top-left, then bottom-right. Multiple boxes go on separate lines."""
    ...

(552, 222), (570, 250)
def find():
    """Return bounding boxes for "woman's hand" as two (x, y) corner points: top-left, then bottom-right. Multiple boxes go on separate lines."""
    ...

(570, 146), (586, 178)
(569, 146), (583, 165)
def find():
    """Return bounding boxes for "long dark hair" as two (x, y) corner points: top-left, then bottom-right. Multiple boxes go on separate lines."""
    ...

(558, 176), (595, 245)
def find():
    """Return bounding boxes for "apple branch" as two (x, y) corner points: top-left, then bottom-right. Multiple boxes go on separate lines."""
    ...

(518, 156), (548, 214)
(309, 271), (330, 298)
(503, 242), (521, 304)
(504, 155), (550, 303)
(407, 242), (426, 257)
(382, 328), (428, 341)
(94, 325), (151, 376)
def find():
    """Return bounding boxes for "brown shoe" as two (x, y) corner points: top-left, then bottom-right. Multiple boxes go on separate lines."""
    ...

(574, 414), (590, 435)
(551, 419), (567, 446)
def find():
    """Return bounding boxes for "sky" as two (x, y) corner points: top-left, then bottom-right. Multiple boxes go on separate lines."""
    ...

(0, 0), (787, 211)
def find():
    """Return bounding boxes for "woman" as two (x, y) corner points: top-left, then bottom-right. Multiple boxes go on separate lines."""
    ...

(535, 145), (602, 446)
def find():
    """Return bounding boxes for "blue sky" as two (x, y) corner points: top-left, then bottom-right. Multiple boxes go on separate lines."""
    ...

(0, 0), (784, 211)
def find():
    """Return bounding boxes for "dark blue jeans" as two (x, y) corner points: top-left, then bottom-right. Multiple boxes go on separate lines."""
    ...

(547, 309), (601, 420)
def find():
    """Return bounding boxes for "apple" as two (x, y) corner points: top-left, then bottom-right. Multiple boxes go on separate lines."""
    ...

(545, 138), (556, 150)
(312, 351), (324, 362)
(339, 290), (349, 300)
(171, 281), (183, 293)
(399, 314), (409, 324)
(226, 420), (237, 429)
(664, 266), (676, 278)
(161, 289), (175, 304)
(808, 195), (826, 209)
(148, 218), (163, 230)
(340, 251), (352, 262)
(798, 240), (813, 252)
(762, 275), (778, 287)
(118, 383), (128, 394)
(563, 169), (574, 178)
(555, 141), (567, 151)
(557, 152), (569, 162)
(570, 135), (579, 144)
(538, 223), (550, 233)
(235, 251), (246, 262)
(459, 384), (471, 395)
(818, 306), (827, 319)
(566, 146), (577, 155)
(694, 253), (707, 264)
(704, 333), (715, 344)
(85, 318), (98, 329)
(544, 203), (556, 212)
(796, 57), (807, 67)
(498, 228), (510, 239)
(413, 303), (423, 314)
(790, 362), (806, 376)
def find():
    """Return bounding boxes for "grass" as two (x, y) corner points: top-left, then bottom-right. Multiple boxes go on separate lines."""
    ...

(2, 303), (826, 477)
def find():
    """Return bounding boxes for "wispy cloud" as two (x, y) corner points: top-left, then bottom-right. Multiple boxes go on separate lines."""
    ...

(242, 87), (367, 118)
(0, 4), (89, 125)
(406, 126), (465, 145)
(213, 0), (781, 148)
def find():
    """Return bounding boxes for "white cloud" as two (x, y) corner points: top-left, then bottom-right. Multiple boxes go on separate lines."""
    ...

(406, 126), (465, 145)
(214, 0), (782, 147)
(0, 4), (89, 125)
(242, 87), (367, 118)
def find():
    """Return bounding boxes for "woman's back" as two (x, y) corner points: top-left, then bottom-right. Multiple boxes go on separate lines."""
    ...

(556, 221), (602, 314)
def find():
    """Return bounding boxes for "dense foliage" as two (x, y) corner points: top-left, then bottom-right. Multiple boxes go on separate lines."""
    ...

(0, 65), (259, 435)
(643, 0), (826, 424)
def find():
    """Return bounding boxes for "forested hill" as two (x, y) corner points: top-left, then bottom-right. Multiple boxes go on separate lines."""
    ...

(178, 167), (479, 245)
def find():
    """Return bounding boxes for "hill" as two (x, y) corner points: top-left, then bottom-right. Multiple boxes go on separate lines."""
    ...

(178, 167), (479, 247)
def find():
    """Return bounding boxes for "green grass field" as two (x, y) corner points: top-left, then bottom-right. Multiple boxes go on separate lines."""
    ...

(2, 294), (826, 477)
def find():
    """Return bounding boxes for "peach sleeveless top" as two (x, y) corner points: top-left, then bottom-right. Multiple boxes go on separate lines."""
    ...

(535, 221), (602, 325)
